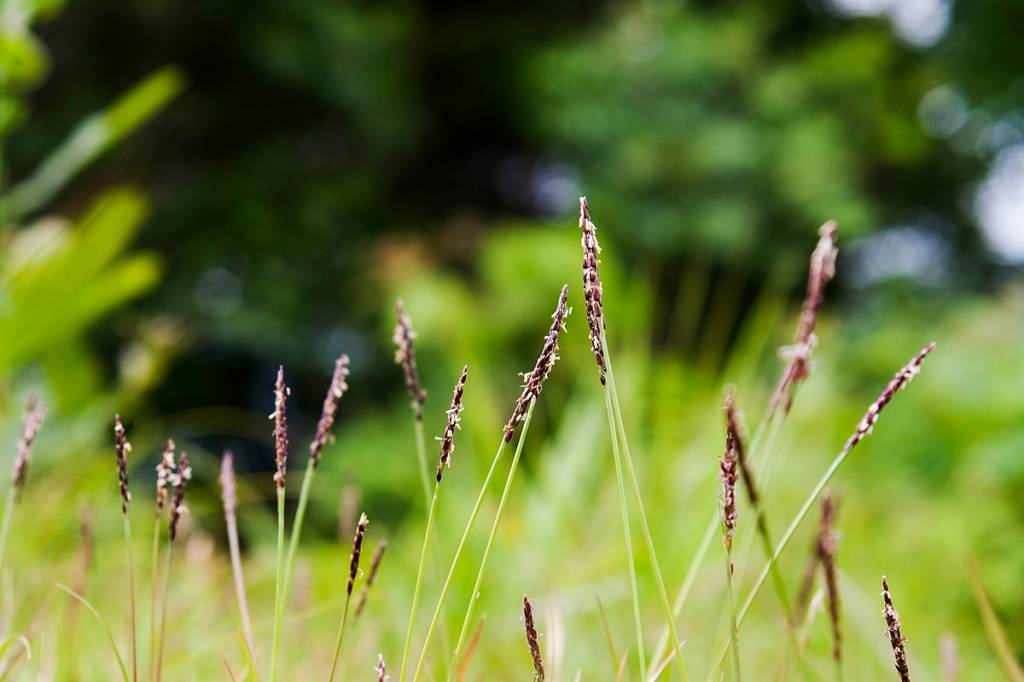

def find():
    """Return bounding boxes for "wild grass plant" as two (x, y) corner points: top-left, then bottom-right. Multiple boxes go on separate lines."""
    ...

(0, 197), (1021, 682)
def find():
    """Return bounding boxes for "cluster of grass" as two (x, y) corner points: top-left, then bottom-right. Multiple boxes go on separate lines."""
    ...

(1, 200), (1023, 681)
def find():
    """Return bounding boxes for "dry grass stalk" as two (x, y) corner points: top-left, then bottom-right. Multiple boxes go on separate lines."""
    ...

(455, 617), (486, 682)
(395, 299), (427, 420)
(220, 450), (255, 658)
(817, 495), (841, 665)
(882, 576), (911, 682)
(769, 221), (838, 418)
(523, 596), (545, 681)
(311, 354), (351, 466)
(940, 632), (958, 682)
(436, 365), (468, 482)
(504, 285), (570, 442)
(272, 365), (290, 488)
(12, 398), (45, 496)
(114, 415), (132, 513)
(579, 197), (606, 385)
(355, 538), (388, 617)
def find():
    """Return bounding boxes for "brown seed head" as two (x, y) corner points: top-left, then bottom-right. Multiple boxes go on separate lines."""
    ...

(504, 285), (570, 442)
(436, 365), (468, 483)
(347, 512), (369, 596)
(769, 221), (838, 418)
(355, 538), (388, 617)
(579, 197), (606, 385)
(12, 398), (45, 497)
(271, 365), (290, 488)
(155, 439), (176, 512)
(376, 654), (387, 682)
(169, 451), (192, 541)
(220, 450), (238, 515)
(724, 393), (757, 505)
(720, 403), (739, 552)
(394, 300), (427, 420)
(523, 595), (545, 681)
(310, 354), (350, 466)
(882, 576), (911, 682)
(114, 415), (132, 513)
(844, 342), (935, 454)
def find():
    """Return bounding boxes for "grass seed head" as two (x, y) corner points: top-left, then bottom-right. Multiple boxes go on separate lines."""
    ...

(12, 398), (45, 497)
(376, 654), (388, 682)
(720, 401), (740, 552)
(355, 538), (388, 617)
(169, 451), (192, 541)
(347, 512), (369, 596)
(436, 365), (468, 482)
(845, 342), (936, 453)
(310, 354), (350, 466)
(579, 196), (606, 385)
(724, 393), (757, 505)
(271, 365), (290, 488)
(114, 415), (132, 513)
(882, 576), (911, 682)
(818, 494), (841, 664)
(523, 595), (545, 681)
(770, 220), (838, 417)
(394, 299), (427, 421)
(504, 285), (570, 442)
(155, 438), (176, 512)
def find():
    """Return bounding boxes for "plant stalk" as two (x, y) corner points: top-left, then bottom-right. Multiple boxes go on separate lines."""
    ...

(270, 488), (286, 682)
(123, 513), (139, 682)
(327, 593), (352, 682)
(399, 481), (442, 682)
(445, 402), (537, 681)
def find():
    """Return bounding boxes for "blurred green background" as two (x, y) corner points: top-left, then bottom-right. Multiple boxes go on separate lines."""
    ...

(1, 0), (1023, 679)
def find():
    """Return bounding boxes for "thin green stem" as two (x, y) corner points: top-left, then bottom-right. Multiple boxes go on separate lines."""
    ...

(445, 403), (536, 682)
(723, 544), (741, 682)
(282, 458), (316, 609)
(409, 436), (511, 682)
(708, 445), (853, 678)
(604, 380), (647, 682)
(327, 594), (352, 682)
(154, 542), (173, 682)
(123, 513), (139, 682)
(148, 515), (161, 682)
(270, 489), (286, 682)
(413, 419), (433, 510)
(602, 328), (687, 682)
(399, 482), (441, 682)
(0, 487), (16, 582)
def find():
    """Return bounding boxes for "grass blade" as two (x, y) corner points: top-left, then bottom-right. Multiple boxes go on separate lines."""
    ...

(52, 582), (129, 682)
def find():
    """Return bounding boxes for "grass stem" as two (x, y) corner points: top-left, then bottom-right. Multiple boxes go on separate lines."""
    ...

(148, 515), (161, 682)
(399, 481), (442, 682)
(602, 327), (688, 681)
(0, 487), (16, 587)
(326, 593), (352, 682)
(123, 513), (139, 682)
(154, 542), (173, 682)
(445, 401), (536, 681)
(270, 488), (286, 682)
(409, 436), (511, 682)
(282, 458), (315, 609)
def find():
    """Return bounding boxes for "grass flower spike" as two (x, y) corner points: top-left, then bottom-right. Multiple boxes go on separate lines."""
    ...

(504, 284), (569, 442)
(272, 365), (290, 488)
(330, 513), (369, 681)
(579, 196), (606, 385)
(436, 365), (468, 482)
(395, 299), (427, 421)
(882, 577), (911, 682)
(12, 398), (45, 497)
(355, 539), (388, 617)
(311, 354), (351, 466)
(523, 596), (545, 681)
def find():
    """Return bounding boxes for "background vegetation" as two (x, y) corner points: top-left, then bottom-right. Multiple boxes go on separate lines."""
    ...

(1, 0), (1022, 679)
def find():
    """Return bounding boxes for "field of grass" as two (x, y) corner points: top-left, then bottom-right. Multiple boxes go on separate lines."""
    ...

(2, 200), (1023, 681)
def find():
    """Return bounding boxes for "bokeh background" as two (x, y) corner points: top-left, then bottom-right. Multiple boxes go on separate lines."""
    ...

(1, 0), (1023, 679)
